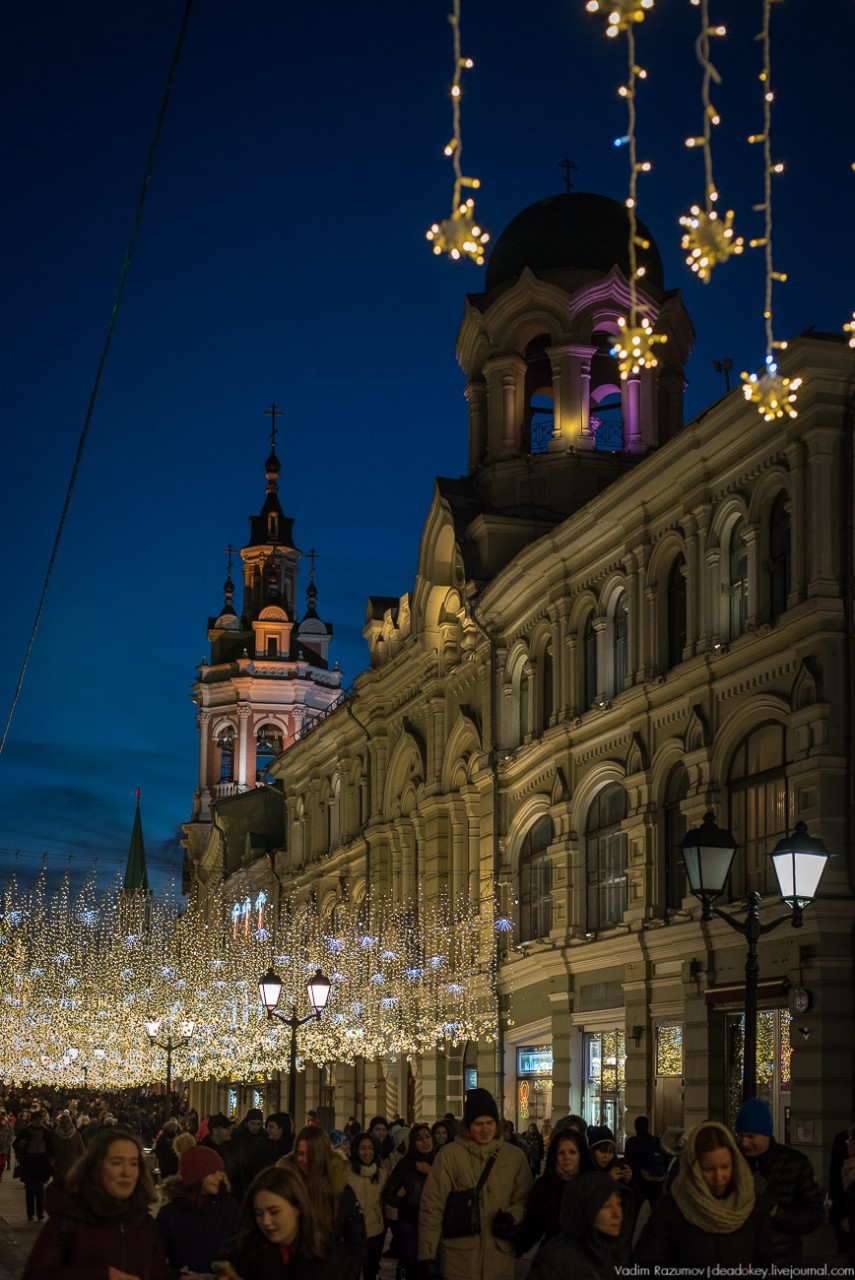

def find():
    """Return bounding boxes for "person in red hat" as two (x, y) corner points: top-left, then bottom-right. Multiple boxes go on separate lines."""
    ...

(156, 1142), (240, 1274)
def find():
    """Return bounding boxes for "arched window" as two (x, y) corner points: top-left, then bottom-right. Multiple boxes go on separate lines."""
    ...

(584, 613), (598, 708)
(728, 723), (789, 897)
(663, 764), (689, 912)
(519, 667), (530, 743)
(256, 723), (284, 782)
(586, 784), (628, 931)
(541, 645), (554, 732)
(218, 725), (235, 782)
(729, 519), (749, 639)
(268, 512), (279, 540)
(769, 494), (791, 622)
(666, 556), (687, 669)
(520, 815), (553, 941)
(591, 389), (623, 452)
(613, 594), (628, 693)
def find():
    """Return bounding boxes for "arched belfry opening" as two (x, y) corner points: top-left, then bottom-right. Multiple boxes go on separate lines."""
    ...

(456, 192), (694, 516)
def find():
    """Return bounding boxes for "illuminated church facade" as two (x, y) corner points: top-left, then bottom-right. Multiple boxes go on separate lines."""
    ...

(185, 193), (854, 1171)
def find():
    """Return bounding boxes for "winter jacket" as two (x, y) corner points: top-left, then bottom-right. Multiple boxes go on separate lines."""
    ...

(418, 1132), (532, 1280)
(345, 1163), (387, 1238)
(231, 1236), (351, 1280)
(22, 1184), (175, 1280)
(13, 1122), (55, 1182)
(52, 1130), (85, 1183)
(156, 1191), (240, 1272)
(514, 1169), (579, 1255)
(740, 1137), (825, 1262)
(633, 1189), (773, 1269)
(528, 1172), (634, 1280)
(383, 1152), (432, 1225)
(154, 1132), (179, 1179)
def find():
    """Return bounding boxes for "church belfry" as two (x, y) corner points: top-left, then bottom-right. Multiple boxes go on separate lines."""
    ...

(455, 192), (694, 516)
(182, 410), (341, 858)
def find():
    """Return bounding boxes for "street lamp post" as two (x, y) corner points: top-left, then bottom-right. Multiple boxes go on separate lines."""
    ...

(144, 1019), (195, 1119)
(258, 967), (331, 1122)
(679, 814), (831, 1102)
(66, 1048), (88, 1089)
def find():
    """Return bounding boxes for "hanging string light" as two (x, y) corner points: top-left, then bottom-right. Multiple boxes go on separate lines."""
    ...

(844, 312), (855, 348)
(679, 0), (743, 282)
(426, 0), (490, 265)
(741, 0), (800, 421)
(0, 875), (497, 1087)
(588, 1), (666, 378)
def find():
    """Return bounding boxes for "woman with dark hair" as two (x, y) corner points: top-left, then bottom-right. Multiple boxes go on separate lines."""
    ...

(230, 1163), (339, 1278)
(634, 1121), (773, 1268)
(383, 1124), (435, 1279)
(515, 1126), (593, 1255)
(430, 1120), (452, 1152)
(22, 1129), (172, 1280)
(345, 1133), (387, 1280)
(156, 1144), (239, 1273)
(366, 1118), (393, 1171)
(290, 1125), (365, 1279)
(528, 1172), (633, 1280)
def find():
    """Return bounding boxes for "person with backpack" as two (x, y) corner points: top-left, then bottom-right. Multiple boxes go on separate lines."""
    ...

(624, 1116), (669, 1209)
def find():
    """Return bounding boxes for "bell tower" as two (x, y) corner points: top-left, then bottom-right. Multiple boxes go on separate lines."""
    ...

(182, 409), (341, 875)
(456, 192), (694, 517)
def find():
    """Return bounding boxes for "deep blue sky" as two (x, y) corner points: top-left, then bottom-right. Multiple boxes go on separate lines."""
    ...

(2, 1), (852, 891)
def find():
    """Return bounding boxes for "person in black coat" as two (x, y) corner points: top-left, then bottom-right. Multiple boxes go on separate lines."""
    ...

(528, 1171), (633, 1280)
(253, 1113), (295, 1178)
(515, 1126), (593, 1255)
(154, 1119), (180, 1178)
(733, 1096), (824, 1265)
(382, 1123), (435, 1277)
(635, 1121), (772, 1271)
(13, 1108), (54, 1221)
(229, 1163), (348, 1280)
(156, 1143), (240, 1273)
(624, 1116), (668, 1209)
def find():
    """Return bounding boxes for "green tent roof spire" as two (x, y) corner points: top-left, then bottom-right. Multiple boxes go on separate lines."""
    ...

(123, 788), (150, 892)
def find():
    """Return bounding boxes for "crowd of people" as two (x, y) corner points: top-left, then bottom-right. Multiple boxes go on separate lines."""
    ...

(2, 1086), (853, 1279)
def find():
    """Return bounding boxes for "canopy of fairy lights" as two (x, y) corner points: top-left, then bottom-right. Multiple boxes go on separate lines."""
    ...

(0, 875), (498, 1089)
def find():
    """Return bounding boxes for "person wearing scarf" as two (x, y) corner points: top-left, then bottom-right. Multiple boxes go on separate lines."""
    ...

(22, 1128), (174, 1280)
(634, 1120), (772, 1269)
(527, 1171), (633, 1280)
(344, 1132), (387, 1280)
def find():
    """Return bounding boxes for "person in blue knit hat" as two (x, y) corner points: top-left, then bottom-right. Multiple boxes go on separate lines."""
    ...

(733, 1096), (824, 1265)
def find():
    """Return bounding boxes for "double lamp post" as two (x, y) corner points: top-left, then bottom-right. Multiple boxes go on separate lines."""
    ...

(258, 966), (331, 1121)
(144, 1018), (195, 1119)
(679, 814), (831, 1101)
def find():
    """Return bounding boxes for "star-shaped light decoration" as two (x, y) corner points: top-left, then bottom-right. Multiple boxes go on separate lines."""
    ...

(844, 312), (855, 349)
(426, 198), (490, 264)
(679, 205), (744, 283)
(741, 362), (802, 422)
(585, 0), (654, 37)
(611, 315), (667, 379)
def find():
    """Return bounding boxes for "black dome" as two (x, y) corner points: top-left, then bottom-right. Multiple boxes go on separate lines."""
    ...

(484, 192), (664, 294)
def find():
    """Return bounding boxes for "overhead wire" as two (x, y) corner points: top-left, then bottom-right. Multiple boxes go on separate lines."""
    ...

(0, 0), (195, 759)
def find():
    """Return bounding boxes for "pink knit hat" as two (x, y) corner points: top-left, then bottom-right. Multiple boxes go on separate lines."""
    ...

(179, 1144), (224, 1186)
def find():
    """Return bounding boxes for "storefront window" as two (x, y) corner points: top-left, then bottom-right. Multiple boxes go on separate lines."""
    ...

(516, 1043), (553, 1129)
(655, 1025), (683, 1076)
(583, 1029), (625, 1134)
(726, 1008), (792, 1132)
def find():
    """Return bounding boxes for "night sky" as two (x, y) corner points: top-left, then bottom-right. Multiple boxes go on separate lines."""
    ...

(2, 0), (852, 892)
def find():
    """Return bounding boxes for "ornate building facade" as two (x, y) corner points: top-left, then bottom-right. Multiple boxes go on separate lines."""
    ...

(189, 194), (855, 1173)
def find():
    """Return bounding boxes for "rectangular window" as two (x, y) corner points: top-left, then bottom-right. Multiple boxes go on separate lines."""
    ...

(655, 1025), (683, 1076)
(583, 1029), (626, 1132)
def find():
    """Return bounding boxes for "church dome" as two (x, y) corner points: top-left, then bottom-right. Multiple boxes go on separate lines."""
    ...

(484, 192), (664, 294)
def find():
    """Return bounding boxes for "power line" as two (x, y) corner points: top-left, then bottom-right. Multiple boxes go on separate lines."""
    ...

(0, 0), (195, 759)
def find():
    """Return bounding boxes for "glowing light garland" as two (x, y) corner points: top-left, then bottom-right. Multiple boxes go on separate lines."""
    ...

(0, 875), (497, 1088)
(844, 312), (855, 348)
(426, 0), (490, 264)
(679, 0), (743, 283)
(588, 3), (666, 378)
(741, 0), (799, 421)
